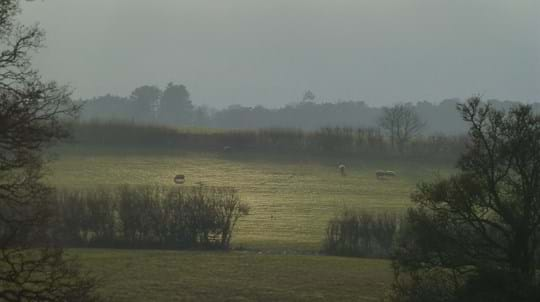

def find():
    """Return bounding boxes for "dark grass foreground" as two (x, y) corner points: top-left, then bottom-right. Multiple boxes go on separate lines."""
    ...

(75, 249), (392, 302)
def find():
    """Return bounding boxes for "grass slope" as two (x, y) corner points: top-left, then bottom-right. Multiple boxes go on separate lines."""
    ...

(50, 147), (452, 251)
(75, 249), (392, 302)
(50, 147), (451, 301)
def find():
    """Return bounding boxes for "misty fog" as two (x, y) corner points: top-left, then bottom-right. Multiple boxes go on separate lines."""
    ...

(21, 0), (540, 108)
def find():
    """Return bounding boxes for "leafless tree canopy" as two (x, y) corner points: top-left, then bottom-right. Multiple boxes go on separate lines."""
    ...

(378, 103), (425, 154)
(0, 1), (100, 301)
(391, 97), (540, 300)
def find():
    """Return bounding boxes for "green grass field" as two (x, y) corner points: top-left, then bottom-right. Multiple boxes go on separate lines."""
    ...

(76, 249), (392, 302)
(50, 147), (452, 251)
(49, 146), (453, 300)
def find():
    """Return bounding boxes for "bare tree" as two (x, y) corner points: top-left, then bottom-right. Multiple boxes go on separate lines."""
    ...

(391, 97), (540, 301)
(0, 1), (101, 300)
(378, 103), (425, 154)
(302, 90), (316, 102)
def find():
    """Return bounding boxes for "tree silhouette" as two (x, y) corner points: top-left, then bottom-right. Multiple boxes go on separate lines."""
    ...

(158, 82), (193, 126)
(130, 85), (161, 122)
(378, 103), (425, 154)
(392, 97), (540, 301)
(302, 90), (316, 102)
(0, 1), (101, 300)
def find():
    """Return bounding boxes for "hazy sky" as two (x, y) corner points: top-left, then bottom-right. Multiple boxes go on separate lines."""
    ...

(21, 0), (540, 107)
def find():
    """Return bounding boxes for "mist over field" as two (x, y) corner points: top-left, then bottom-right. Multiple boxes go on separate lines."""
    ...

(21, 0), (540, 107)
(3, 1), (540, 301)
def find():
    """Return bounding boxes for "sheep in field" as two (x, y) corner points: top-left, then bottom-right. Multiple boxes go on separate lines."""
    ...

(376, 170), (396, 179)
(338, 164), (346, 176)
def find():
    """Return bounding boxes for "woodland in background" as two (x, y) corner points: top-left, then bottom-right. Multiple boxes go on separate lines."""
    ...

(79, 85), (540, 135)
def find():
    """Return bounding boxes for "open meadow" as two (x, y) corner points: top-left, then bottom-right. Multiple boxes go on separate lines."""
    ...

(74, 249), (392, 302)
(47, 146), (454, 300)
(49, 146), (454, 252)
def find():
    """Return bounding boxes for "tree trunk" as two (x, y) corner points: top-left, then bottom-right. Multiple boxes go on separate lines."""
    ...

(509, 228), (536, 283)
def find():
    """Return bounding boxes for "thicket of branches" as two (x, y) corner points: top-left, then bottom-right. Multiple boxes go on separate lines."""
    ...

(323, 209), (401, 258)
(0, 1), (101, 300)
(53, 185), (249, 250)
(390, 98), (540, 302)
(378, 103), (426, 154)
(70, 122), (467, 162)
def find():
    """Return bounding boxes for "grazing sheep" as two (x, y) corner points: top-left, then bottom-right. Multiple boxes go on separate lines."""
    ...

(173, 174), (185, 184)
(223, 146), (232, 152)
(385, 170), (397, 177)
(376, 170), (397, 179)
(338, 164), (346, 176)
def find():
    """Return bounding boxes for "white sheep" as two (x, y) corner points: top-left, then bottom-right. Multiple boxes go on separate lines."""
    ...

(376, 170), (396, 179)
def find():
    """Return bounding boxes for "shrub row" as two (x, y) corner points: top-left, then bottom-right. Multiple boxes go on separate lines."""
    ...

(52, 185), (249, 250)
(322, 208), (402, 258)
(71, 121), (466, 162)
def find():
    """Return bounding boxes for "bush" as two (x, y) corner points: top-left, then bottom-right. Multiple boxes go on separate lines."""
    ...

(53, 185), (249, 250)
(69, 121), (464, 162)
(387, 267), (459, 302)
(322, 208), (401, 257)
(387, 265), (540, 302)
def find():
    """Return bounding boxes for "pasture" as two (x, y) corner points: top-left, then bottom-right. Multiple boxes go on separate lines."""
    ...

(74, 249), (392, 302)
(49, 147), (453, 252)
(49, 147), (452, 301)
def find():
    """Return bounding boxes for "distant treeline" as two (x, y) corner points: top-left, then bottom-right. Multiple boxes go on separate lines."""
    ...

(52, 185), (249, 250)
(79, 83), (540, 134)
(70, 121), (467, 162)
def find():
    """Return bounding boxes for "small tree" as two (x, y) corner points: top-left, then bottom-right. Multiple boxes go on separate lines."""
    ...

(130, 85), (161, 122)
(391, 97), (540, 301)
(378, 103), (425, 154)
(0, 1), (101, 300)
(302, 89), (316, 102)
(158, 82), (193, 126)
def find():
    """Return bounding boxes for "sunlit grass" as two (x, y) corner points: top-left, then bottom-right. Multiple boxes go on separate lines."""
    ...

(49, 147), (453, 251)
(51, 147), (453, 301)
